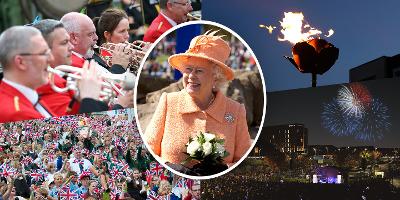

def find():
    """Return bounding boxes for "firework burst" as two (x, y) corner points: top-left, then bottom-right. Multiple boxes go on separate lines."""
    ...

(353, 98), (391, 141)
(321, 98), (359, 137)
(337, 83), (372, 118)
(322, 83), (390, 142)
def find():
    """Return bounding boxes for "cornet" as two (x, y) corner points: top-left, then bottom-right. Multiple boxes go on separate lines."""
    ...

(187, 12), (201, 21)
(47, 65), (136, 102)
(97, 40), (152, 73)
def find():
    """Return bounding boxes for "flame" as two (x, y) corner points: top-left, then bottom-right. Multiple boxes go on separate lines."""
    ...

(259, 24), (276, 34)
(325, 29), (334, 37)
(278, 12), (333, 44)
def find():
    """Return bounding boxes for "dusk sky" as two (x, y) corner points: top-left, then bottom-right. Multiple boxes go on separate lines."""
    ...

(203, 0), (400, 92)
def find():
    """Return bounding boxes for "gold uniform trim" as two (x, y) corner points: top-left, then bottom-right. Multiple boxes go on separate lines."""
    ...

(157, 22), (163, 31)
(14, 96), (20, 111)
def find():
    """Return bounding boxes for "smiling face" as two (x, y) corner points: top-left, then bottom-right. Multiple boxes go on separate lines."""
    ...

(132, 169), (140, 179)
(54, 174), (63, 186)
(182, 65), (215, 100)
(89, 181), (98, 193)
(21, 35), (54, 89)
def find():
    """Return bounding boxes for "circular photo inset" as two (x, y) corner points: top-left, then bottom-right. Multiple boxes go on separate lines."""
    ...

(135, 21), (266, 179)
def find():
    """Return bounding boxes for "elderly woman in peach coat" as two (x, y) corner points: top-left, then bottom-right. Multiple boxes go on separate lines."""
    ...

(144, 31), (251, 175)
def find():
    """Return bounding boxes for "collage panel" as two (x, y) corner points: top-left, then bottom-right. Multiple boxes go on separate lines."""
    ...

(200, 0), (400, 199)
(136, 21), (266, 179)
(203, 79), (400, 199)
(0, 0), (205, 199)
(0, 108), (200, 199)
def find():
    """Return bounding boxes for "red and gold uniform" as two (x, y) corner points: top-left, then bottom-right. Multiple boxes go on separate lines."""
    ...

(0, 81), (55, 123)
(143, 14), (173, 43)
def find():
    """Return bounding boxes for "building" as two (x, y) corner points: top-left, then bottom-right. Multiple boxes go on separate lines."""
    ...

(349, 54), (400, 82)
(257, 124), (308, 154)
(308, 145), (338, 156)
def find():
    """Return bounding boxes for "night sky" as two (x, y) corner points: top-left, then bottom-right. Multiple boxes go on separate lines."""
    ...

(203, 1), (400, 147)
(265, 79), (400, 148)
(203, 0), (400, 92)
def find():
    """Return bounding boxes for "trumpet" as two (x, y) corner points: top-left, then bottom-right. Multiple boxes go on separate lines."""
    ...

(187, 12), (201, 21)
(97, 40), (152, 73)
(47, 65), (136, 102)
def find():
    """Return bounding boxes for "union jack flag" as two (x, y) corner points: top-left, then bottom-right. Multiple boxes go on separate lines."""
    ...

(21, 156), (34, 166)
(150, 162), (164, 176)
(147, 191), (172, 200)
(118, 161), (132, 176)
(175, 178), (188, 189)
(73, 159), (84, 165)
(145, 169), (155, 177)
(147, 190), (160, 200)
(32, 132), (42, 140)
(59, 186), (79, 200)
(110, 157), (121, 165)
(30, 170), (44, 182)
(110, 187), (122, 200)
(0, 165), (15, 177)
(109, 166), (123, 180)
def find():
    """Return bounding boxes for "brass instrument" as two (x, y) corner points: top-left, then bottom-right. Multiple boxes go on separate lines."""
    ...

(187, 11), (201, 21)
(98, 40), (152, 73)
(47, 65), (136, 102)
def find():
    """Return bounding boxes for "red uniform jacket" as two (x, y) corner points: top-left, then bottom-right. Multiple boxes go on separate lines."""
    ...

(71, 53), (85, 68)
(0, 81), (55, 123)
(36, 74), (80, 116)
(143, 14), (173, 43)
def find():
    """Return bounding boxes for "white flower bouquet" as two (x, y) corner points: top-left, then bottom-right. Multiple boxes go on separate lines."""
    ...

(183, 132), (229, 175)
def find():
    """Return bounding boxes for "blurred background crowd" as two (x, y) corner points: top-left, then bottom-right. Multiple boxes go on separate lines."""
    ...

(142, 34), (257, 80)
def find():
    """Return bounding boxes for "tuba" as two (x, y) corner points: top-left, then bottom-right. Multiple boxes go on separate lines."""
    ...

(47, 65), (136, 102)
(98, 40), (152, 74)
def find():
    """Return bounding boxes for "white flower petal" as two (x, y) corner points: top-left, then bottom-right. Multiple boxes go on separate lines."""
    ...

(187, 140), (201, 156)
(204, 132), (216, 142)
(203, 142), (213, 156)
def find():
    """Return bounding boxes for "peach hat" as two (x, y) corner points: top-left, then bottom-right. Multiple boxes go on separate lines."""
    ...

(168, 30), (234, 81)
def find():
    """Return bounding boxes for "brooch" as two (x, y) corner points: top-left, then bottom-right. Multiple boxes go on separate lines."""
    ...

(224, 113), (235, 123)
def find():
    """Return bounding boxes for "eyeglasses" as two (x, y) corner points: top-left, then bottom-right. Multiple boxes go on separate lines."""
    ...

(19, 49), (52, 58)
(172, 1), (191, 6)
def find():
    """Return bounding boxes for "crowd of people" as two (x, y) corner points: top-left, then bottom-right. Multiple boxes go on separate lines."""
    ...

(142, 35), (257, 80)
(0, 109), (200, 199)
(202, 164), (400, 199)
